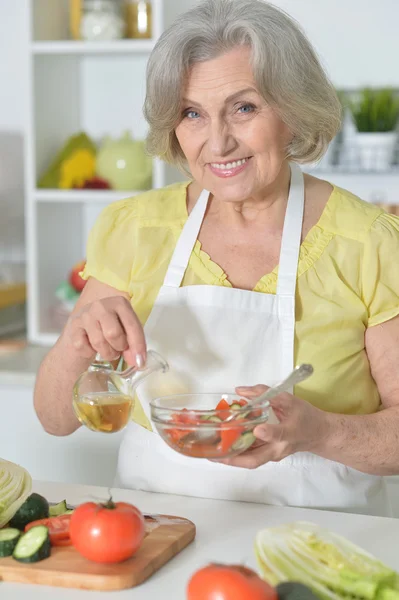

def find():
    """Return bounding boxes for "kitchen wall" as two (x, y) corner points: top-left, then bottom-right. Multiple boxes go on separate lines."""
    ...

(165, 0), (398, 89)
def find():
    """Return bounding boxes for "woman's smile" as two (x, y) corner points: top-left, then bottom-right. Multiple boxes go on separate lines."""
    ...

(208, 156), (253, 178)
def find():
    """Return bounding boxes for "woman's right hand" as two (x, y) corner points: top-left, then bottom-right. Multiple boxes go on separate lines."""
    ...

(66, 294), (146, 367)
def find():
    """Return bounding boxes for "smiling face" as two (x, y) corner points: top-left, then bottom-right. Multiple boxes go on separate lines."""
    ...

(175, 47), (293, 203)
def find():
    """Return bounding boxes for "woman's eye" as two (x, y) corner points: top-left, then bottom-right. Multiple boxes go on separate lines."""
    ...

(184, 110), (200, 119)
(238, 104), (255, 114)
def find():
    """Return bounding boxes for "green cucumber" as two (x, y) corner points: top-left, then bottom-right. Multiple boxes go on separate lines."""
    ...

(276, 582), (319, 600)
(208, 416), (223, 423)
(0, 528), (21, 557)
(49, 500), (68, 517)
(199, 415), (223, 423)
(13, 526), (51, 563)
(229, 403), (243, 411)
(9, 493), (49, 530)
(234, 410), (253, 421)
(232, 431), (256, 452)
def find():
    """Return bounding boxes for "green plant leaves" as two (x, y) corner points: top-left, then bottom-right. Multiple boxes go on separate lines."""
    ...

(347, 88), (399, 132)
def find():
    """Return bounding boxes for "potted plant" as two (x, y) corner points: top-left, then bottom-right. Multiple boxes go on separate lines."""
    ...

(348, 88), (399, 171)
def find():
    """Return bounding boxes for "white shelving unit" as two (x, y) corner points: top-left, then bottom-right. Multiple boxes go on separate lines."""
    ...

(24, 0), (166, 346)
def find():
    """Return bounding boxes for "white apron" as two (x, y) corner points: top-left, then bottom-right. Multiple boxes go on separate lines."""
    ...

(115, 163), (392, 517)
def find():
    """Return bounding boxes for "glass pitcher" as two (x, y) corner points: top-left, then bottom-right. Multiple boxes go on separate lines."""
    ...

(72, 350), (168, 433)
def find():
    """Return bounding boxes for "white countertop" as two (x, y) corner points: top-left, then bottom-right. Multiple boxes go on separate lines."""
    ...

(2, 480), (399, 599)
(0, 342), (49, 386)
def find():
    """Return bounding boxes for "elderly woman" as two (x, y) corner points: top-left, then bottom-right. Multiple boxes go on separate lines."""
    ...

(35, 0), (399, 517)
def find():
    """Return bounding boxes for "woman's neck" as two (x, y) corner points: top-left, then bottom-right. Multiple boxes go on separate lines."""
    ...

(188, 162), (292, 231)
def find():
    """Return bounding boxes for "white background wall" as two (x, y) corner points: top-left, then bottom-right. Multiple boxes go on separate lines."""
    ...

(0, 0), (398, 132)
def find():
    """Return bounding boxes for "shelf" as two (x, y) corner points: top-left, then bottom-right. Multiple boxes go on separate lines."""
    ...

(31, 40), (156, 55)
(34, 189), (144, 203)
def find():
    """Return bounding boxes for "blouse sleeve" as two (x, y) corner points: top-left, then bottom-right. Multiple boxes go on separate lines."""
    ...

(362, 212), (399, 327)
(80, 197), (139, 293)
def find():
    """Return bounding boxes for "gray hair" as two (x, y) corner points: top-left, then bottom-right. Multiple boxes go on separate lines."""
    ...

(144, 0), (342, 172)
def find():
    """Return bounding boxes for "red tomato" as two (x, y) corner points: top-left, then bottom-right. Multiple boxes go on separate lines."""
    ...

(215, 398), (231, 420)
(237, 399), (248, 407)
(174, 409), (202, 426)
(216, 399), (230, 412)
(25, 514), (72, 546)
(69, 499), (145, 563)
(69, 260), (87, 292)
(53, 537), (72, 547)
(187, 564), (277, 600)
(166, 427), (190, 444)
(218, 427), (242, 453)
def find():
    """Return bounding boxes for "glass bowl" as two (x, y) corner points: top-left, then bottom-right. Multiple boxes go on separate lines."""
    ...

(150, 393), (270, 459)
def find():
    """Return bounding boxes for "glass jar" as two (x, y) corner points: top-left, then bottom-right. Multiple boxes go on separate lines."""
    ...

(81, 0), (126, 41)
(125, 1), (152, 39)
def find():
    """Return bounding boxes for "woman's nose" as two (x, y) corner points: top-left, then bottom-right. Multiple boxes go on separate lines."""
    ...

(207, 119), (236, 157)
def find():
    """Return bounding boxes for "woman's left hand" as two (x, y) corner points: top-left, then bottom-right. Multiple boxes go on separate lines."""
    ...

(215, 385), (332, 468)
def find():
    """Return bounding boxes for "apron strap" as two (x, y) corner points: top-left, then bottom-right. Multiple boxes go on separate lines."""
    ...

(276, 162), (305, 297)
(163, 162), (304, 292)
(163, 188), (210, 288)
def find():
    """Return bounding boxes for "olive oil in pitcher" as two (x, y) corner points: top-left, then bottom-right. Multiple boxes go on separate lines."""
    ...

(73, 392), (133, 433)
(72, 350), (169, 433)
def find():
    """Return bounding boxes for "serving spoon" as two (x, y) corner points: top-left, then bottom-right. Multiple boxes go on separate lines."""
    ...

(231, 363), (314, 414)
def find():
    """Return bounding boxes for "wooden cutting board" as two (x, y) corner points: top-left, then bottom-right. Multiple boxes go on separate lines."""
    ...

(0, 514), (196, 591)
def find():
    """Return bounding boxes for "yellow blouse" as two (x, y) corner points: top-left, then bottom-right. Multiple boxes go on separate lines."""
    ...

(81, 180), (399, 426)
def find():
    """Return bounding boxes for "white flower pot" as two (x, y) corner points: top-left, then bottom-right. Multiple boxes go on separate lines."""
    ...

(355, 131), (397, 172)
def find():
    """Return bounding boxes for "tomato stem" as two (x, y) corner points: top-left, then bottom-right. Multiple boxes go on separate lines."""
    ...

(101, 488), (116, 510)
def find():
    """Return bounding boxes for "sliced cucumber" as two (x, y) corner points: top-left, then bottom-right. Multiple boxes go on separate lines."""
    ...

(9, 493), (49, 530)
(13, 526), (51, 563)
(49, 500), (68, 517)
(0, 528), (21, 557)
(234, 411), (252, 421)
(232, 431), (256, 452)
(229, 403), (243, 411)
(199, 415), (223, 423)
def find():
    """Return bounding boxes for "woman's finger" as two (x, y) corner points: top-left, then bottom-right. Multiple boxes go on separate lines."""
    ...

(114, 297), (147, 366)
(71, 326), (96, 359)
(83, 316), (120, 361)
(99, 310), (129, 353)
(235, 384), (269, 397)
(215, 444), (276, 469)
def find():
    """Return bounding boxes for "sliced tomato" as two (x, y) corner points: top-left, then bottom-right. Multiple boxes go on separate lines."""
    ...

(216, 399), (230, 411)
(170, 409), (202, 426)
(249, 408), (263, 418)
(215, 398), (232, 420)
(165, 409), (202, 445)
(25, 514), (72, 545)
(52, 537), (72, 547)
(218, 427), (242, 452)
(165, 427), (190, 444)
(237, 399), (249, 407)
